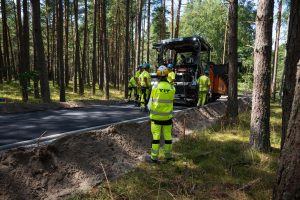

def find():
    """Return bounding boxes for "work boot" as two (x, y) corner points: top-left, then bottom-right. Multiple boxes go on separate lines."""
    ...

(144, 155), (158, 164)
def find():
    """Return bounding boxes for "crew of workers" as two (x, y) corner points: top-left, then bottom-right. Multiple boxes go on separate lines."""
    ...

(127, 63), (211, 163)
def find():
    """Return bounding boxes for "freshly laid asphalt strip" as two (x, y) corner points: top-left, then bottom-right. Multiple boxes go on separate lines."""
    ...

(0, 104), (187, 149)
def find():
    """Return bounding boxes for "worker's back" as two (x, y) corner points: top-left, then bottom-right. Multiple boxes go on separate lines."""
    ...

(150, 81), (175, 121)
(197, 75), (210, 92)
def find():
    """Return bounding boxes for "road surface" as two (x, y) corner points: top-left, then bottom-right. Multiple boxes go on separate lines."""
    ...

(0, 104), (187, 148)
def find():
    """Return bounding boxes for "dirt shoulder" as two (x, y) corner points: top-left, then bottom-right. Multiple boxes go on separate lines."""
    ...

(0, 98), (251, 200)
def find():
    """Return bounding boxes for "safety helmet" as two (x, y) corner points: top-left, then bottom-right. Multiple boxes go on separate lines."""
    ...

(156, 65), (169, 77)
(167, 63), (173, 68)
(139, 64), (143, 68)
(204, 69), (209, 75)
(144, 63), (150, 68)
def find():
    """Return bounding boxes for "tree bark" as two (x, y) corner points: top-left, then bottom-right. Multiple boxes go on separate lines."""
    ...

(82, 0), (88, 89)
(250, 0), (274, 152)
(58, 0), (65, 101)
(1, 0), (11, 82)
(271, 0), (282, 101)
(102, 0), (109, 99)
(135, 0), (143, 68)
(92, 0), (98, 95)
(281, 0), (300, 148)
(227, 0), (238, 124)
(273, 60), (300, 200)
(64, 0), (70, 86)
(174, 0), (182, 38)
(124, 0), (130, 99)
(147, 0), (150, 63)
(0, 34), (3, 84)
(31, 0), (51, 103)
(74, 0), (80, 94)
(171, 0), (174, 38)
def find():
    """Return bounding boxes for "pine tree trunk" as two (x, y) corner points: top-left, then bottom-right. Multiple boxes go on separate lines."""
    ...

(22, 0), (30, 102)
(226, 0), (238, 124)
(174, 0), (182, 38)
(281, 0), (300, 148)
(102, 0), (109, 100)
(64, 0), (69, 87)
(58, 0), (65, 101)
(32, 34), (40, 99)
(74, 0), (80, 94)
(1, 0), (11, 82)
(92, 0), (97, 95)
(271, 0), (282, 101)
(80, 0), (88, 95)
(250, 0), (274, 152)
(99, 0), (104, 91)
(31, 0), (51, 103)
(171, 0), (174, 38)
(135, 0), (143, 68)
(273, 60), (300, 200)
(147, 0), (150, 63)
(0, 34), (3, 84)
(124, 0), (130, 99)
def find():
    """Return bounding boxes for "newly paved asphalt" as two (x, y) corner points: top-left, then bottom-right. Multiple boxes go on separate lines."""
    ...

(0, 104), (186, 147)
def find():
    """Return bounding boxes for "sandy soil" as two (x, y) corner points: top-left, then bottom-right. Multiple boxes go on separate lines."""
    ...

(0, 98), (251, 200)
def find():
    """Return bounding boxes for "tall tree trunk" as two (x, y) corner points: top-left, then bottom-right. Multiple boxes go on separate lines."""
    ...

(7, 27), (16, 80)
(135, 0), (143, 69)
(102, 0), (109, 99)
(171, 0), (174, 38)
(51, 5), (56, 86)
(58, 0), (65, 101)
(1, 0), (11, 82)
(174, 0), (182, 38)
(32, 33), (40, 99)
(271, 0), (282, 101)
(64, 0), (70, 87)
(92, 0), (98, 95)
(0, 34), (3, 84)
(22, 0), (30, 102)
(147, 0), (150, 63)
(250, 0), (274, 152)
(74, 0), (80, 94)
(281, 0), (300, 148)
(81, 0), (88, 95)
(31, 0), (51, 103)
(124, 0), (130, 99)
(99, 0), (104, 91)
(273, 60), (300, 200)
(226, 0), (238, 123)
(223, 18), (229, 64)
(141, 4), (146, 64)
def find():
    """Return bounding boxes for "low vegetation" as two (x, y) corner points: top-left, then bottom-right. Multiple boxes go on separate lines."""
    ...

(0, 81), (124, 104)
(68, 105), (281, 200)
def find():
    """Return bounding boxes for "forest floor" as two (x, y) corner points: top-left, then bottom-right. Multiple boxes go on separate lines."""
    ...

(0, 81), (125, 113)
(68, 104), (281, 200)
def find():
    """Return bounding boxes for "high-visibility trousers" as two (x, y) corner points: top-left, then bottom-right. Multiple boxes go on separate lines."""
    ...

(197, 91), (208, 106)
(140, 87), (150, 108)
(128, 87), (136, 100)
(150, 121), (172, 160)
(135, 87), (141, 106)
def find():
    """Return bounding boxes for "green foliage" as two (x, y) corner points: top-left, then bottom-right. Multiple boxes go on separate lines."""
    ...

(69, 106), (282, 200)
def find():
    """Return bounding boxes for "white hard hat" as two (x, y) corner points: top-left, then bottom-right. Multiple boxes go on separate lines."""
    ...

(156, 65), (169, 77)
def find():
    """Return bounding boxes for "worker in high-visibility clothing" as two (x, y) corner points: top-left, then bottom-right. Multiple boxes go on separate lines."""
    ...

(135, 64), (143, 106)
(167, 63), (176, 85)
(145, 65), (176, 163)
(128, 75), (136, 101)
(197, 70), (211, 107)
(140, 63), (151, 112)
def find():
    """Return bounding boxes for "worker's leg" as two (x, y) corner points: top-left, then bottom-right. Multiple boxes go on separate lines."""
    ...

(151, 121), (161, 161)
(197, 92), (202, 107)
(144, 88), (150, 109)
(201, 92), (207, 106)
(128, 87), (132, 100)
(140, 88), (145, 108)
(162, 124), (173, 159)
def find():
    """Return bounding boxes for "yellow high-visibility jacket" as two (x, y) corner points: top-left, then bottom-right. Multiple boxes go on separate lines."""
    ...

(150, 81), (175, 121)
(128, 77), (136, 88)
(140, 71), (151, 87)
(197, 75), (211, 92)
(167, 71), (176, 84)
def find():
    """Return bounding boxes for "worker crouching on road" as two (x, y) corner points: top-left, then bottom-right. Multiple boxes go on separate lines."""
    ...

(128, 75), (137, 101)
(139, 63), (151, 112)
(145, 65), (176, 163)
(197, 70), (211, 107)
(167, 63), (176, 85)
(135, 64), (143, 106)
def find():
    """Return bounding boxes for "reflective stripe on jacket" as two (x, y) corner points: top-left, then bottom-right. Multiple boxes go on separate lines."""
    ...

(150, 81), (175, 121)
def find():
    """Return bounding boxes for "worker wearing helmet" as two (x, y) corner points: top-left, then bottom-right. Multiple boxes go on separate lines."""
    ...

(135, 64), (143, 106)
(145, 65), (176, 163)
(197, 70), (211, 107)
(128, 75), (137, 101)
(167, 63), (176, 85)
(139, 63), (151, 111)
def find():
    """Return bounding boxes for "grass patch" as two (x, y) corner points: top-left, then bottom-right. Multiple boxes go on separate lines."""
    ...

(0, 81), (124, 103)
(69, 105), (281, 200)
